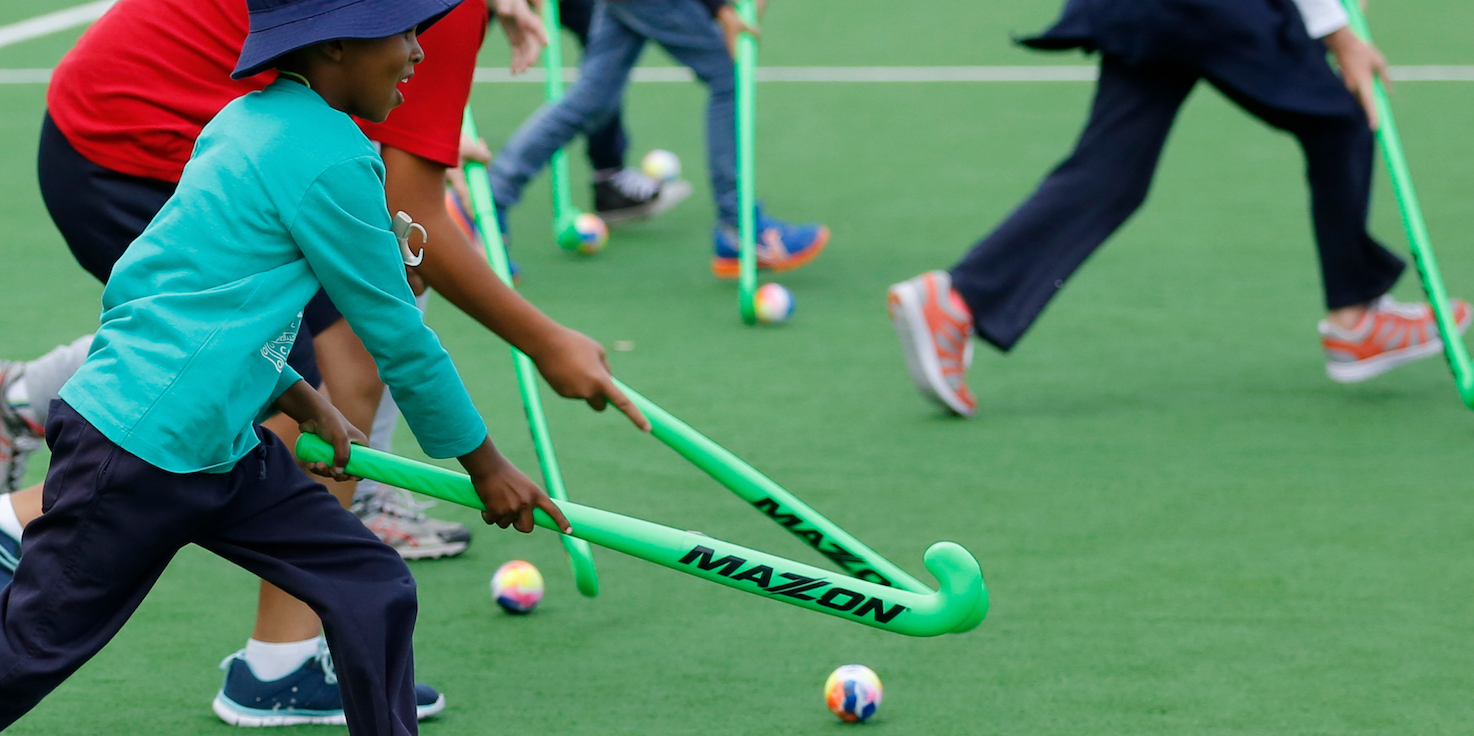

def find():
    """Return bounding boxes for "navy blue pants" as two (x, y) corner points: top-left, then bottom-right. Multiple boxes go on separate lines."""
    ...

(0, 402), (418, 735)
(36, 113), (339, 385)
(561, 0), (628, 171)
(951, 56), (1405, 351)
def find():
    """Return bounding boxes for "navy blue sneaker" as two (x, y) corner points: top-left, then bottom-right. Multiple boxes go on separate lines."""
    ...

(712, 205), (829, 279)
(0, 520), (19, 589)
(212, 643), (446, 726)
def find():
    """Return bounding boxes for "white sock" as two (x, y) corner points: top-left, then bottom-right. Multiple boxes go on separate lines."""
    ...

(0, 494), (23, 542)
(242, 636), (322, 682)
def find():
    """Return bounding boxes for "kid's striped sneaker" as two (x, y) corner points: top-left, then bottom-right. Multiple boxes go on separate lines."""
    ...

(213, 643), (446, 727)
(352, 486), (472, 560)
(887, 271), (977, 417)
(712, 207), (829, 279)
(0, 360), (44, 493)
(1318, 294), (1472, 384)
(0, 520), (19, 589)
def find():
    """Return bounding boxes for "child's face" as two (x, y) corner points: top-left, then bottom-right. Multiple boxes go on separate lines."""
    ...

(337, 31), (423, 123)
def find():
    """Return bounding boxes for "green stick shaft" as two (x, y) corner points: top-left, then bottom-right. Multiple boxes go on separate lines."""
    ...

(1339, 1), (1474, 405)
(459, 108), (600, 597)
(611, 378), (988, 632)
(541, 0), (579, 246)
(734, 0), (758, 324)
(296, 435), (983, 637)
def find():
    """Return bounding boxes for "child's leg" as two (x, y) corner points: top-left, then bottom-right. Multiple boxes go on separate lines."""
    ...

(607, 0), (735, 223)
(1206, 81), (1404, 312)
(487, 3), (645, 209)
(560, 0), (630, 172)
(198, 428), (419, 735)
(949, 57), (1197, 350)
(0, 403), (222, 725)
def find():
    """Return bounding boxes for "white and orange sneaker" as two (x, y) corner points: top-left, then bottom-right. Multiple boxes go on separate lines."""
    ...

(887, 271), (977, 416)
(1318, 294), (1472, 384)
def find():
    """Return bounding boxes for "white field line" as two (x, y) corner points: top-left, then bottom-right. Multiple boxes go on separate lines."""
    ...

(3, 65), (1474, 85)
(0, 1), (115, 50)
(479, 65), (1471, 83)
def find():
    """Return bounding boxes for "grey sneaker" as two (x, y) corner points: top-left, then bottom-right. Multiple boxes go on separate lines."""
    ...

(352, 486), (472, 560)
(0, 361), (43, 493)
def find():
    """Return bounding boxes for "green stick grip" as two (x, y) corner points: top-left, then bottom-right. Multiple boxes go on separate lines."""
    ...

(612, 378), (988, 632)
(1339, 0), (1474, 405)
(459, 109), (600, 597)
(295, 435), (983, 637)
(540, 0), (583, 251)
(734, 0), (758, 324)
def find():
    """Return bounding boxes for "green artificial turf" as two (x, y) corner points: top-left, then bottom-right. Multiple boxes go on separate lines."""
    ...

(3, 1), (1474, 733)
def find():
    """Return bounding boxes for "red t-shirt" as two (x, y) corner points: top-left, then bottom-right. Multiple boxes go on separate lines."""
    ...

(47, 0), (487, 182)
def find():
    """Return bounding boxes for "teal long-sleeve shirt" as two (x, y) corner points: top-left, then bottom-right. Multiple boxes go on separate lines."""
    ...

(61, 80), (488, 474)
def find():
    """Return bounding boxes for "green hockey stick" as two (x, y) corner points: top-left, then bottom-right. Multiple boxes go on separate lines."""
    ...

(1339, 0), (1474, 406)
(734, 0), (759, 324)
(611, 378), (988, 633)
(466, 110), (986, 628)
(541, 0), (590, 252)
(459, 108), (599, 597)
(297, 435), (984, 637)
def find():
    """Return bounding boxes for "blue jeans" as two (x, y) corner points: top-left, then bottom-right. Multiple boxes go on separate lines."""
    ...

(489, 0), (737, 224)
(560, 0), (626, 171)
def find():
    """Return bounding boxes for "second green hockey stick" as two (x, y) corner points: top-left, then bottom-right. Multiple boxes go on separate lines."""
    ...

(1339, 0), (1474, 406)
(461, 107), (599, 596)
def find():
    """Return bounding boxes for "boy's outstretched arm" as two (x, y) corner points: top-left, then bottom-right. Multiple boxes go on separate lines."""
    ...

(383, 145), (650, 432)
(273, 379), (368, 481)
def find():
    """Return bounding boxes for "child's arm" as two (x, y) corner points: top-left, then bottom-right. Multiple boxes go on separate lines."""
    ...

(273, 379), (368, 481)
(1323, 25), (1389, 130)
(291, 155), (571, 533)
(383, 146), (649, 432)
(459, 436), (572, 533)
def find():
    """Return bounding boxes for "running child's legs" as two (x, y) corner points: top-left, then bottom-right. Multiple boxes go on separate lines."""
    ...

(560, 0), (628, 171)
(604, 0), (736, 224)
(949, 58), (1197, 350)
(0, 404), (417, 732)
(487, 4), (645, 208)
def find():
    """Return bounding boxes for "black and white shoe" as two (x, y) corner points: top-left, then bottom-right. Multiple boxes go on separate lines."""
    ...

(593, 168), (692, 225)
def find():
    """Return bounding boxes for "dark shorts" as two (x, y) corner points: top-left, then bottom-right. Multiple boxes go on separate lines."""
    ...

(36, 112), (341, 388)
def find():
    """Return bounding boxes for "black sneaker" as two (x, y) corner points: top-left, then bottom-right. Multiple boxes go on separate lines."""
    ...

(592, 168), (692, 225)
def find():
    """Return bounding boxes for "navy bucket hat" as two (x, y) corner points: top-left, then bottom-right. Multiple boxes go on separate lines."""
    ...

(233, 0), (464, 79)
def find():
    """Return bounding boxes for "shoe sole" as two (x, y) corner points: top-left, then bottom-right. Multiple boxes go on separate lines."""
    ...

(887, 279), (976, 417)
(1326, 310), (1472, 384)
(212, 693), (446, 727)
(598, 179), (694, 225)
(394, 539), (469, 561)
(711, 225), (831, 280)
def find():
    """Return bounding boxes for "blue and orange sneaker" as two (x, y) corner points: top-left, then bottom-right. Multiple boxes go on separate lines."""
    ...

(712, 207), (829, 279)
(213, 641), (446, 727)
(887, 270), (977, 417)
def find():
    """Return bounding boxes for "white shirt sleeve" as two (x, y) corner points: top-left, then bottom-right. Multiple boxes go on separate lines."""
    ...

(1292, 0), (1350, 39)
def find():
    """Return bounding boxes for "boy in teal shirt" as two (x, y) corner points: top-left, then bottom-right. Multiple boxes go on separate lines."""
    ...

(0, 0), (569, 731)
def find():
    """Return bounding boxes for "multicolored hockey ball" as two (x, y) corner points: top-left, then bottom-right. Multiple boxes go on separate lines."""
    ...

(824, 664), (883, 723)
(753, 282), (795, 324)
(490, 560), (544, 614)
